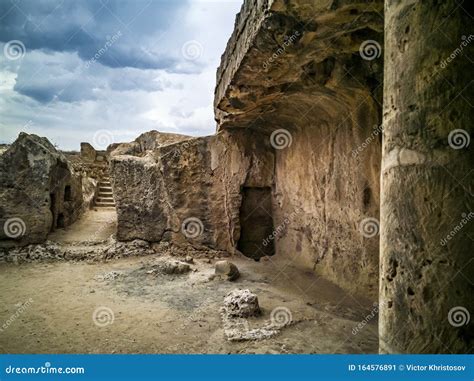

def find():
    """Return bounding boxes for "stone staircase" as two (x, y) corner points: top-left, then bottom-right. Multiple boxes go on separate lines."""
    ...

(95, 177), (115, 207)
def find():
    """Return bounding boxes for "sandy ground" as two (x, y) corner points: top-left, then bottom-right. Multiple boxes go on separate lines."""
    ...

(0, 208), (378, 354)
(0, 255), (378, 354)
(48, 208), (117, 243)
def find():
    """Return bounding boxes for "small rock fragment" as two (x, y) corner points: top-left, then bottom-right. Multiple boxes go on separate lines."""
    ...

(215, 260), (240, 281)
(162, 261), (191, 274)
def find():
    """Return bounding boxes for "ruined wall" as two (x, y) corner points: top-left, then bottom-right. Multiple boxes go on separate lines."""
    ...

(0, 133), (83, 247)
(380, 0), (474, 353)
(110, 130), (273, 252)
(214, 0), (383, 297)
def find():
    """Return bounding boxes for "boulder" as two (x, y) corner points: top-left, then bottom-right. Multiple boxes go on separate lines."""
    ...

(222, 289), (260, 318)
(215, 260), (240, 281)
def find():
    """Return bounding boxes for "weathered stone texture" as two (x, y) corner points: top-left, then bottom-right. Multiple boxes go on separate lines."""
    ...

(80, 142), (97, 162)
(0, 133), (83, 246)
(214, 0), (383, 297)
(380, 0), (474, 353)
(110, 130), (273, 252)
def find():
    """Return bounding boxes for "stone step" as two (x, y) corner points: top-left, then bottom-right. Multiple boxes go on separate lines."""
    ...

(97, 195), (115, 202)
(95, 201), (116, 207)
(98, 192), (113, 197)
(97, 199), (114, 203)
(95, 176), (115, 207)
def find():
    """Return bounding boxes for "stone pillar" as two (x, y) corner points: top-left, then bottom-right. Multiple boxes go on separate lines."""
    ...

(380, 0), (474, 353)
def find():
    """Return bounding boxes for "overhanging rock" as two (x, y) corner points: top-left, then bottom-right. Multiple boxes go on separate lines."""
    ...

(214, 0), (384, 297)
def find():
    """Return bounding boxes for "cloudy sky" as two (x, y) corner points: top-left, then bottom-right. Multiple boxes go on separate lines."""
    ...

(0, 0), (242, 150)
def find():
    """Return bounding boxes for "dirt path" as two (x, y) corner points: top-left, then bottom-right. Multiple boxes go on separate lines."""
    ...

(48, 208), (117, 243)
(0, 253), (378, 354)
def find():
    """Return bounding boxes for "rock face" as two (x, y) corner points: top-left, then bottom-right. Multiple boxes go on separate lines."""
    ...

(110, 0), (383, 297)
(110, 129), (274, 255)
(214, 0), (383, 296)
(379, 0), (474, 354)
(0, 133), (84, 246)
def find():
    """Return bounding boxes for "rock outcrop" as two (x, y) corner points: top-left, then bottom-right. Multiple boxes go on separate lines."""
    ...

(110, 129), (274, 255)
(109, 1), (384, 297)
(214, 0), (383, 296)
(0, 133), (84, 246)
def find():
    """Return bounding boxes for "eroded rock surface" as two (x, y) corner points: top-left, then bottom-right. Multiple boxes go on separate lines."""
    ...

(222, 289), (261, 318)
(110, 129), (273, 255)
(379, 0), (474, 354)
(0, 133), (84, 247)
(214, 0), (384, 296)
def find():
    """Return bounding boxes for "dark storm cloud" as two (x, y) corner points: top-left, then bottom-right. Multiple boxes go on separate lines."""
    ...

(0, 0), (190, 71)
(0, 0), (242, 150)
(10, 49), (167, 103)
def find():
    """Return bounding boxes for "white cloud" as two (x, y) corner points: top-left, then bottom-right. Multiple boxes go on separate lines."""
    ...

(0, 0), (242, 150)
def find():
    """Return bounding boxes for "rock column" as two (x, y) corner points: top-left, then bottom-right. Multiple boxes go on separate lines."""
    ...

(380, 0), (474, 353)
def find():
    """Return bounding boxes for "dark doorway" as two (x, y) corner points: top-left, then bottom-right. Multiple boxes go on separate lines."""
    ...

(64, 185), (72, 201)
(57, 213), (65, 228)
(237, 187), (275, 260)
